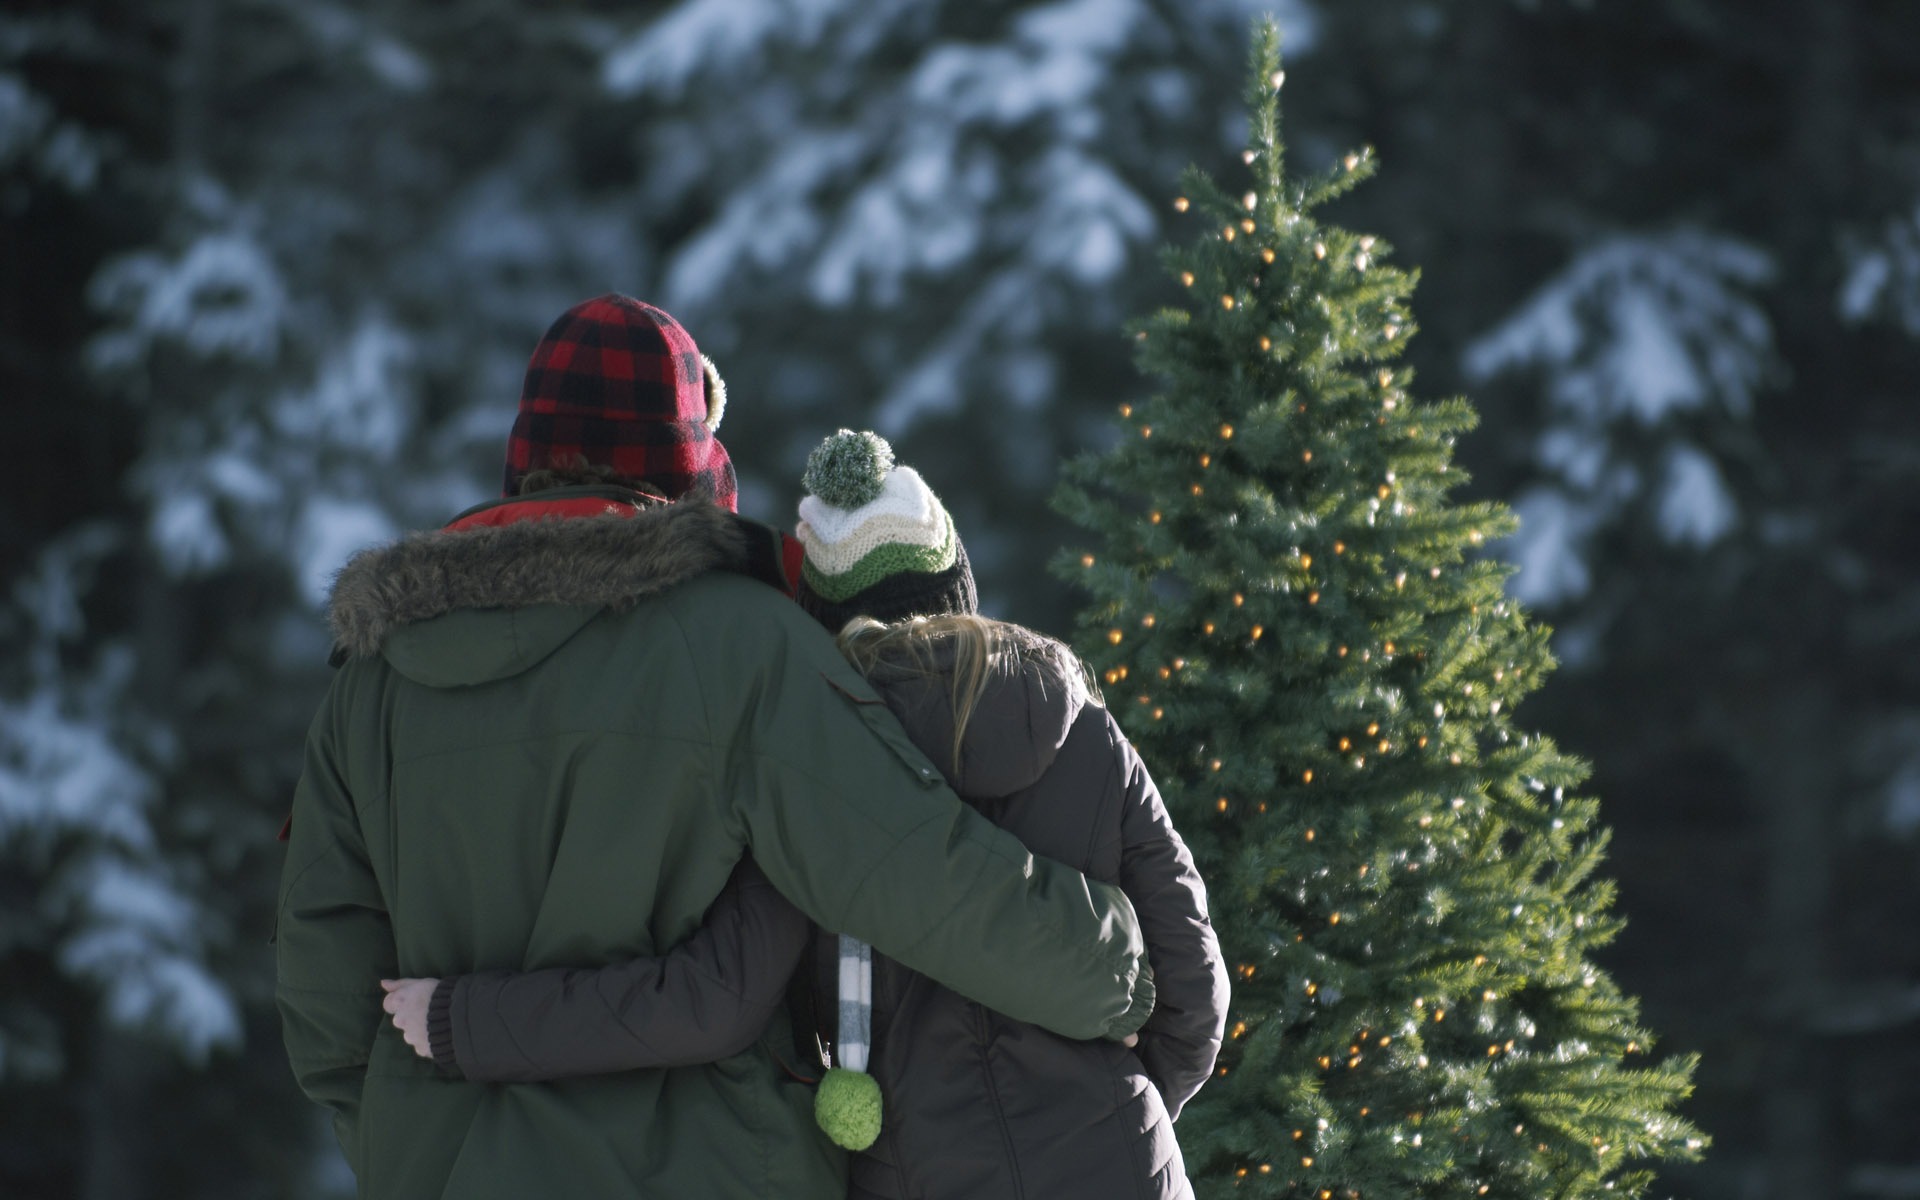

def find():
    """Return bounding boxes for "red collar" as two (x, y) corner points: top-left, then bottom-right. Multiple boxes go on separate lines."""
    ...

(443, 487), (662, 532)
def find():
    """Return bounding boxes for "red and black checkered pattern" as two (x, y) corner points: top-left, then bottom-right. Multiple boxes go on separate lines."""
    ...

(503, 294), (736, 510)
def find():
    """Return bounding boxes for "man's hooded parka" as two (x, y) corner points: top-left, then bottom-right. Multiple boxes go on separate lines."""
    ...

(274, 488), (1156, 1200)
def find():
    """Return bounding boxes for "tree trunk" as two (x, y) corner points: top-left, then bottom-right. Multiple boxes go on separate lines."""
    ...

(1759, 9), (1855, 1193)
(1756, 690), (1837, 1200)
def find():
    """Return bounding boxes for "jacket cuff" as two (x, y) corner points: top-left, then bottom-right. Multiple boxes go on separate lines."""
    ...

(427, 978), (461, 1076)
(1103, 964), (1156, 1041)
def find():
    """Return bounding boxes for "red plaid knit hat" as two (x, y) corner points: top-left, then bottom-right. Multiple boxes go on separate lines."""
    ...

(502, 294), (736, 510)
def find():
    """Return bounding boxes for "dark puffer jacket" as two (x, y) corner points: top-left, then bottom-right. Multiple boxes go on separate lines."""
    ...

(424, 627), (1227, 1199)
(841, 635), (1229, 1200)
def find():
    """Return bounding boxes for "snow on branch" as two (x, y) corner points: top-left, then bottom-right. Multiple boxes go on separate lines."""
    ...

(602, 0), (853, 99)
(1462, 230), (1775, 607)
(0, 533), (241, 1074)
(1464, 229), (1774, 423)
(1841, 205), (1920, 335)
(0, 69), (103, 191)
(88, 230), (289, 369)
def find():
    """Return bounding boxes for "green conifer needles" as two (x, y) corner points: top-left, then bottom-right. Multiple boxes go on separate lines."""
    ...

(1053, 19), (1705, 1200)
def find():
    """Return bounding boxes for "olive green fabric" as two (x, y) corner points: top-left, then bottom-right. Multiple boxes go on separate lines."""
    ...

(275, 500), (1153, 1200)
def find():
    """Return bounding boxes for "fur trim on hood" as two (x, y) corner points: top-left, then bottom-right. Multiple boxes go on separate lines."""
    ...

(327, 499), (750, 659)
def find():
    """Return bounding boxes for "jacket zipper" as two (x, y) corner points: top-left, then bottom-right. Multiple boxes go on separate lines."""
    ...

(973, 1001), (1027, 1200)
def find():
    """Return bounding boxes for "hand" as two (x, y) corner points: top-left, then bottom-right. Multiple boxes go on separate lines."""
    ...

(1123, 1033), (1139, 1048)
(380, 977), (441, 1060)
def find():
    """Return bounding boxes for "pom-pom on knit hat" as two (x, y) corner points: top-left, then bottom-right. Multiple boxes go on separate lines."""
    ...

(794, 430), (977, 632)
(503, 294), (736, 509)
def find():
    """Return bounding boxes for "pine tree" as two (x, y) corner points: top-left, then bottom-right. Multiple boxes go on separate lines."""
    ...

(597, 0), (1271, 630)
(1053, 23), (1706, 1200)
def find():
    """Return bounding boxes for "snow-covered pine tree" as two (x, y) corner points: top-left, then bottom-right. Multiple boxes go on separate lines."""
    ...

(1054, 23), (1705, 1199)
(1460, 229), (1775, 655)
(6, 3), (662, 1191)
(596, 0), (1302, 628)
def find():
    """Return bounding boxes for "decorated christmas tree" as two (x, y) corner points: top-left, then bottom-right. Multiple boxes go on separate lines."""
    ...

(1053, 22), (1706, 1200)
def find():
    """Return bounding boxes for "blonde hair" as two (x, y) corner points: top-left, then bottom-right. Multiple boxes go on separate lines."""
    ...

(834, 614), (1102, 776)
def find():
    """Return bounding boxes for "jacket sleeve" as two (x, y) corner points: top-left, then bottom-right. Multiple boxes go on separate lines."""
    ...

(275, 674), (396, 1170)
(704, 601), (1156, 1043)
(1112, 723), (1230, 1119)
(430, 857), (810, 1082)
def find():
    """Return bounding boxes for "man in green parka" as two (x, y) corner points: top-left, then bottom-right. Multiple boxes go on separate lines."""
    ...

(274, 295), (1156, 1199)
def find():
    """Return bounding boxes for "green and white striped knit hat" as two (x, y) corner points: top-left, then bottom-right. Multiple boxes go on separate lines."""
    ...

(794, 430), (977, 632)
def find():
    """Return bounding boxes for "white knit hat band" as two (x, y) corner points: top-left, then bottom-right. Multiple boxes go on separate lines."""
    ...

(798, 509), (955, 579)
(798, 466), (941, 546)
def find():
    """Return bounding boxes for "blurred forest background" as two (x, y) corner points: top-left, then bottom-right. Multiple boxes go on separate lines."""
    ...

(3, 1), (1917, 1197)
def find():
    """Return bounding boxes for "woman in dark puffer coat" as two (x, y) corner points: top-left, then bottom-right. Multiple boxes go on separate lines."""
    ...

(381, 432), (1229, 1199)
(819, 611), (1227, 1200)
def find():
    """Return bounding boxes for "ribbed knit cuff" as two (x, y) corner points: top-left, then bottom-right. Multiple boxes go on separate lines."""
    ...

(1104, 964), (1157, 1042)
(427, 978), (460, 1076)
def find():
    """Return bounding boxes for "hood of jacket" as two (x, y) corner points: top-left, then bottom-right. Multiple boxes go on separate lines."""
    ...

(326, 492), (752, 688)
(864, 631), (1091, 799)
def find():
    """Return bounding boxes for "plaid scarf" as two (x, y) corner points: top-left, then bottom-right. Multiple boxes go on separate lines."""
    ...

(836, 934), (872, 1074)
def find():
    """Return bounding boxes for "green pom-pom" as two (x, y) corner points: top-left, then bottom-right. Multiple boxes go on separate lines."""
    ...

(803, 430), (894, 509)
(815, 1067), (883, 1151)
